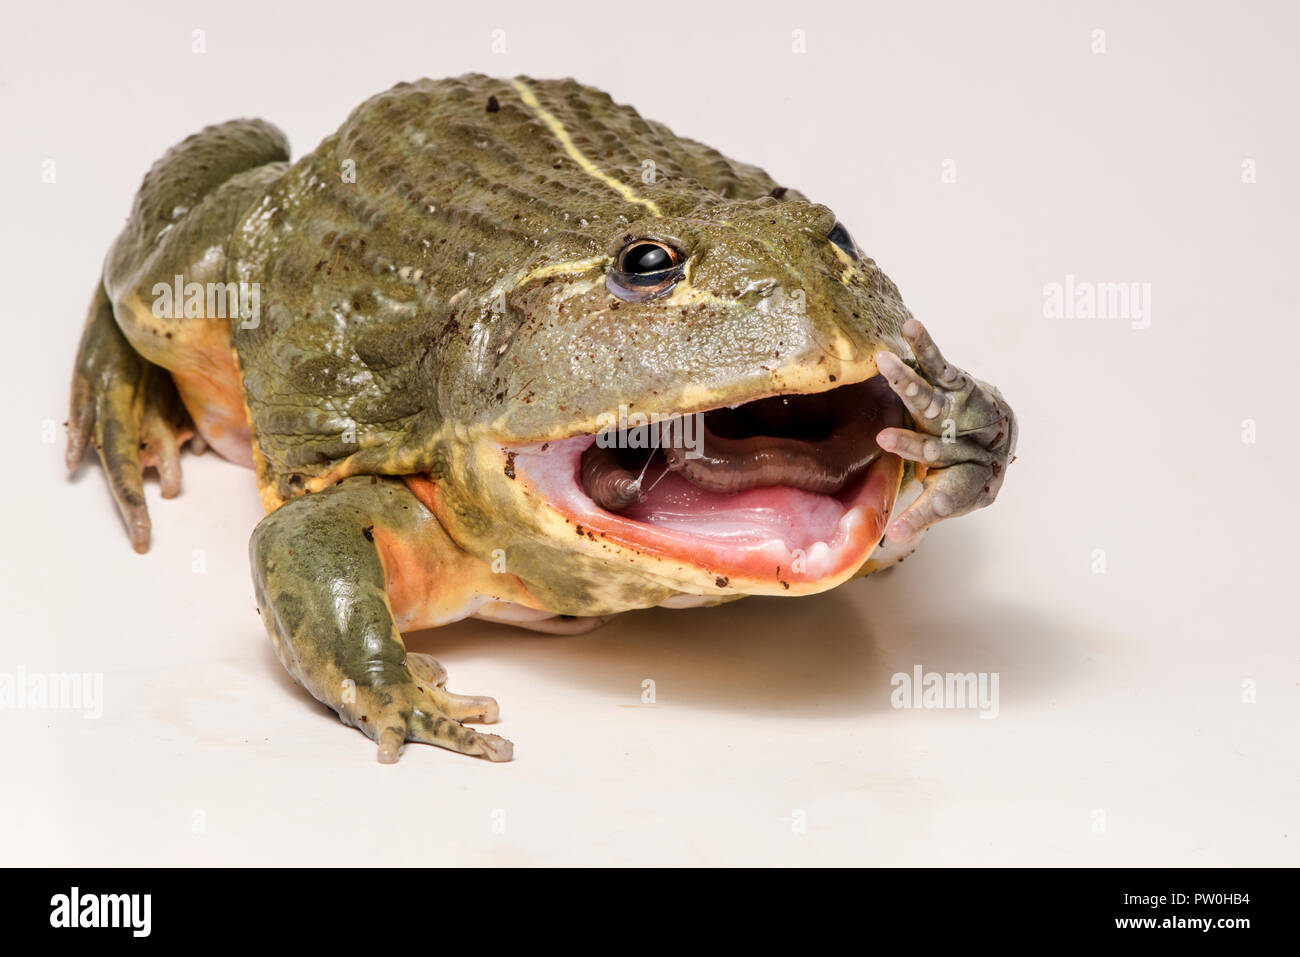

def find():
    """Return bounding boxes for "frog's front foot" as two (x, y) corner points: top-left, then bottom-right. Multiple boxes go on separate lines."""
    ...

(365, 653), (512, 764)
(251, 477), (515, 763)
(873, 319), (1017, 543)
(66, 284), (198, 553)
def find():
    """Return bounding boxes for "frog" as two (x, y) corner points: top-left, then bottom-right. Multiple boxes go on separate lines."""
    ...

(66, 75), (1016, 763)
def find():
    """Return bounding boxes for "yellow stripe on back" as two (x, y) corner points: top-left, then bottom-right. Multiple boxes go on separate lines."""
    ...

(516, 256), (609, 285)
(510, 79), (663, 218)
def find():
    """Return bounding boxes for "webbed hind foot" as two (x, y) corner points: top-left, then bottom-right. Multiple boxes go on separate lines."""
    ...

(67, 284), (200, 552)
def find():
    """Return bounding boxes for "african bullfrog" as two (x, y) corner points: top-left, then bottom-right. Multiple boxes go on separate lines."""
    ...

(67, 75), (1017, 763)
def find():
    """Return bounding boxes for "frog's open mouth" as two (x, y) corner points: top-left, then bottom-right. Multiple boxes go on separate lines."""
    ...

(506, 376), (907, 590)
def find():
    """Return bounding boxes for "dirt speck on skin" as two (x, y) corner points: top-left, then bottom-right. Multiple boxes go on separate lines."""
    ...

(504, 451), (517, 479)
(715, 576), (729, 588)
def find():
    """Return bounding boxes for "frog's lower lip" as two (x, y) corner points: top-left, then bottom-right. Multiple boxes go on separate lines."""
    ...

(505, 377), (906, 591)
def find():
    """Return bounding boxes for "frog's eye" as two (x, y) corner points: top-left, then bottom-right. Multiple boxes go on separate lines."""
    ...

(620, 241), (679, 274)
(607, 240), (685, 302)
(827, 222), (859, 258)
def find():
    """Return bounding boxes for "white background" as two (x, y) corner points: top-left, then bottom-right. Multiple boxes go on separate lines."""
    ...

(1, 0), (1296, 865)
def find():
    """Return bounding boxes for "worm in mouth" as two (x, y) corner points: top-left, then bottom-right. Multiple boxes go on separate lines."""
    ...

(579, 377), (905, 512)
(580, 444), (644, 510)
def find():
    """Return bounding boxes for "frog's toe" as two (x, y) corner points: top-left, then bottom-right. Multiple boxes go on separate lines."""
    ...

(377, 728), (513, 764)
(78, 367), (153, 553)
(389, 717), (514, 763)
(876, 427), (997, 470)
(884, 462), (996, 542)
(138, 393), (195, 500)
(407, 652), (501, 723)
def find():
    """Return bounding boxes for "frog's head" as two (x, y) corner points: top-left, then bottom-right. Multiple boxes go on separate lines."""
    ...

(433, 196), (915, 607)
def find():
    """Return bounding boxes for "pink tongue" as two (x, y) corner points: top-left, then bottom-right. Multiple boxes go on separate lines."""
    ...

(619, 470), (847, 545)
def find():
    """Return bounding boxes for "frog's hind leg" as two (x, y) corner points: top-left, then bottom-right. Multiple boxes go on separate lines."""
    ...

(102, 119), (290, 467)
(66, 281), (199, 553)
(71, 119), (291, 550)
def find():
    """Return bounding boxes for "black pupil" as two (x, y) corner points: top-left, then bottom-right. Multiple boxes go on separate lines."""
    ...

(828, 222), (855, 255)
(624, 243), (672, 273)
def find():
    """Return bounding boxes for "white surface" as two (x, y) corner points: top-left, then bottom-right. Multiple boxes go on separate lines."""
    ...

(1, 0), (1296, 866)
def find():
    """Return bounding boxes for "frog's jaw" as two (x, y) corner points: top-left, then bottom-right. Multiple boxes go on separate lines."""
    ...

(511, 439), (901, 594)
(501, 378), (906, 597)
